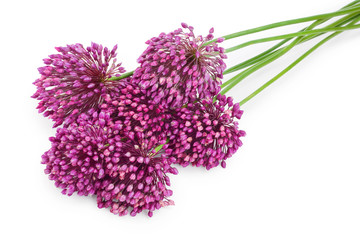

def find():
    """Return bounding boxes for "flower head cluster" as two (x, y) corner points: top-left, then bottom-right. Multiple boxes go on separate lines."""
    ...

(97, 132), (177, 217)
(133, 23), (227, 108)
(41, 109), (115, 196)
(32, 42), (127, 127)
(168, 94), (246, 170)
(42, 104), (177, 217)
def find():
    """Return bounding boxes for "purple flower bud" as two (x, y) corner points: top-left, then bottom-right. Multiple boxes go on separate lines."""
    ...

(181, 22), (188, 28)
(217, 38), (225, 43)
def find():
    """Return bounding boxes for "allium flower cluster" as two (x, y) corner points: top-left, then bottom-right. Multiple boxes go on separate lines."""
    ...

(35, 24), (245, 217)
(168, 94), (246, 170)
(133, 23), (227, 108)
(41, 109), (115, 196)
(42, 105), (177, 217)
(32, 42), (126, 127)
(96, 132), (177, 217)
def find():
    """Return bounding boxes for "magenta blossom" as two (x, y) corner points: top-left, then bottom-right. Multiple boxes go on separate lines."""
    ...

(133, 23), (227, 108)
(41, 109), (120, 196)
(96, 132), (178, 217)
(32, 42), (127, 127)
(168, 94), (246, 170)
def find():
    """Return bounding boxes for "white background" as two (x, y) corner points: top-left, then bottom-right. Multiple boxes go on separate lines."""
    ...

(1, 0), (360, 239)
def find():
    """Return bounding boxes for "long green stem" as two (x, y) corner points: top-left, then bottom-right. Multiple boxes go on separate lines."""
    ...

(294, 12), (360, 44)
(225, 24), (360, 53)
(211, 5), (360, 43)
(221, 11), (360, 93)
(220, 37), (303, 95)
(222, 41), (289, 76)
(222, 15), (359, 86)
(239, 16), (360, 106)
(223, 3), (360, 76)
(220, 16), (328, 94)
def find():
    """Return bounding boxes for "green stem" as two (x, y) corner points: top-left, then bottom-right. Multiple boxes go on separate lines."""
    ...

(222, 3), (360, 77)
(211, 5), (360, 43)
(223, 41), (289, 76)
(220, 37), (303, 95)
(295, 12), (360, 44)
(225, 24), (360, 53)
(154, 138), (170, 153)
(220, 17), (324, 95)
(221, 11), (360, 93)
(108, 70), (134, 81)
(239, 16), (360, 106)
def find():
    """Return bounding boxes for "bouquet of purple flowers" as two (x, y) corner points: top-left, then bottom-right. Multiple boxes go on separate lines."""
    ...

(32, 1), (360, 217)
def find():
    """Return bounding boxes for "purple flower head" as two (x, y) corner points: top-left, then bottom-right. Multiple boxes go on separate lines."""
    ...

(96, 132), (178, 217)
(104, 83), (173, 139)
(32, 42), (127, 127)
(133, 23), (227, 108)
(168, 94), (246, 170)
(41, 108), (121, 196)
